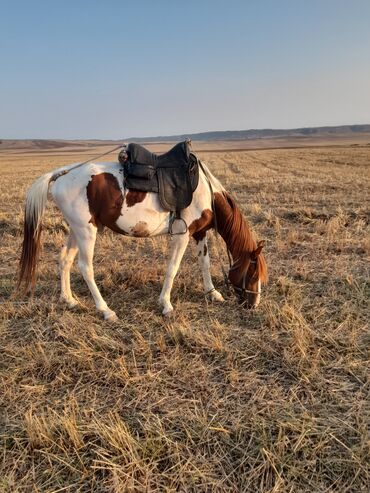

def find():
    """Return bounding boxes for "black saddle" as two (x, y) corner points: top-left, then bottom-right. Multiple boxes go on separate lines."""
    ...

(120, 140), (199, 213)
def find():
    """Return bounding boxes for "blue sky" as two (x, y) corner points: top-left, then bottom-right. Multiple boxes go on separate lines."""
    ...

(1, 0), (370, 139)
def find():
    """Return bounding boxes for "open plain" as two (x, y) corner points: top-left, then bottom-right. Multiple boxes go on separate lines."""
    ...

(0, 141), (369, 492)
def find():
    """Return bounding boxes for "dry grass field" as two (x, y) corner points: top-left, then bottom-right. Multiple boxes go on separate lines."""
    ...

(0, 143), (369, 492)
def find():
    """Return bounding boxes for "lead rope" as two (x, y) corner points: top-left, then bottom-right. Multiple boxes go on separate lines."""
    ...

(51, 144), (125, 181)
(198, 161), (232, 290)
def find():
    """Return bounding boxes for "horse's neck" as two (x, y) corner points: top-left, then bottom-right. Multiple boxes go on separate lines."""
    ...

(213, 191), (256, 260)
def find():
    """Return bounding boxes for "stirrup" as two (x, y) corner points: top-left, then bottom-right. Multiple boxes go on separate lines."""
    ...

(169, 211), (188, 235)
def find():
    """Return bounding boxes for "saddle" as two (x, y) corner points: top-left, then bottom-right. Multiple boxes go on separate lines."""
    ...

(119, 140), (199, 214)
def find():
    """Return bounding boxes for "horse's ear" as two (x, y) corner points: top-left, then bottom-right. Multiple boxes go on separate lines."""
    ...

(252, 240), (266, 258)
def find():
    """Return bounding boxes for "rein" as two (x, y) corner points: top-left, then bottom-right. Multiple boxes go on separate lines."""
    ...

(51, 144), (125, 182)
(198, 161), (261, 297)
(198, 161), (231, 289)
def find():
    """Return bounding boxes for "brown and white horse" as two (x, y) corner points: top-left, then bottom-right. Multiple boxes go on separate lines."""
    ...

(18, 159), (267, 320)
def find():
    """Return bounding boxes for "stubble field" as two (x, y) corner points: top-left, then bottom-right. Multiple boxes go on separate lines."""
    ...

(0, 143), (369, 492)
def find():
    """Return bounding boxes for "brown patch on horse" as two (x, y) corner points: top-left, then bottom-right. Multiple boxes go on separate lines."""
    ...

(189, 209), (213, 242)
(125, 190), (147, 207)
(204, 244), (207, 256)
(131, 221), (150, 237)
(86, 173), (128, 235)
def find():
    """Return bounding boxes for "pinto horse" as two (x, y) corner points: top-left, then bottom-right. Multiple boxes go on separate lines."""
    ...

(18, 158), (267, 320)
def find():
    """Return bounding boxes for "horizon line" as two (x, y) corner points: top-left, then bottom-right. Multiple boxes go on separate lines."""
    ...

(1, 122), (370, 141)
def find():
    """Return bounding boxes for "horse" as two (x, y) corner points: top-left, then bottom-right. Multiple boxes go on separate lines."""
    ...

(17, 157), (268, 321)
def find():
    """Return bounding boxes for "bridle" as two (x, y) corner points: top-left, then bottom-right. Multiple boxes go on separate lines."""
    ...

(231, 259), (262, 296)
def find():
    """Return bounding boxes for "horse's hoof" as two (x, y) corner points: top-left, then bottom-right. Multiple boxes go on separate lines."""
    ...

(162, 308), (174, 319)
(67, 299), (79, 308)
(104, 310), (118, 322)
(209, 290), (225, 302)
(60, 296), (79, 309)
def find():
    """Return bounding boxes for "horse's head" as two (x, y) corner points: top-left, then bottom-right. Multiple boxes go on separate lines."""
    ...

(228, 240), (267, 309)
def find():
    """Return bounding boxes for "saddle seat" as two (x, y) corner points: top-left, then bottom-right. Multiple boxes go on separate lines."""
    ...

(120, 140), (199, 213)
(127, 140), (191, 168)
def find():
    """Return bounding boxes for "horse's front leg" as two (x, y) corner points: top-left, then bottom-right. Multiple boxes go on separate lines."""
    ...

(159, 233), (189, 316)
(195, 234), (224, 302)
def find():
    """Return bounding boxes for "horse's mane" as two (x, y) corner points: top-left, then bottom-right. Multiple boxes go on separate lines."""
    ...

(214, 191), (268, 284)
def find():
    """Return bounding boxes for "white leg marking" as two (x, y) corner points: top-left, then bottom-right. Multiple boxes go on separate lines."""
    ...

(159, 234), (189, 315)
(60, 232), (79, 308)
(74, 224), (117, 321)
(196, 236), (224, 302)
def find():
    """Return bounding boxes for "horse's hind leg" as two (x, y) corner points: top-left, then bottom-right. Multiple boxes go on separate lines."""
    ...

(60, 231), (79, 307)
(73, 224), (117, 321)
(195, 235), (224, 302)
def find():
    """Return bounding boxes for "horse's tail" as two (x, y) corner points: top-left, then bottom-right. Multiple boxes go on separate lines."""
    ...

(17, 170), (55, 294)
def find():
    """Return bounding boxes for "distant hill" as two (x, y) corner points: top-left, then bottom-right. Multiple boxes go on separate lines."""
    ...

(1, 125), (370, 152)
(125, 124), (370, 142)
(0, 139), (116, 152)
